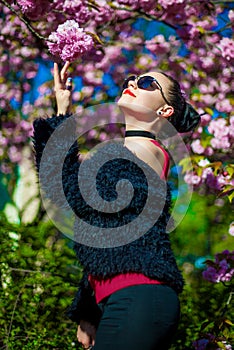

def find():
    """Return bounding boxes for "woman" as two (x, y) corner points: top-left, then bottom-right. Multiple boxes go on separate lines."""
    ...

(33, 62), (200, 350)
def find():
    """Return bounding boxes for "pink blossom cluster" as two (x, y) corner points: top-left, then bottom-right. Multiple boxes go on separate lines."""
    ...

(228, 222), (234, 237)
(158, 0), (185, 9)
(208, 118), (232, 150)
(202, 250), (234, 283)
(92, 1), (115, 24)
(47, 20), (94, 62)
(184, 115), (233, 193)
(191, 117), (234, 155)
(145, 35), (171, 55)
(184, 162), (233, 193)
(218, 37), (234, 62)
(17, 0), (51, 20)
(0, 0), (233, 187)
(53, 0), (115, 26)
(116, 0), (156, 12)
(54, 0), (92, 25)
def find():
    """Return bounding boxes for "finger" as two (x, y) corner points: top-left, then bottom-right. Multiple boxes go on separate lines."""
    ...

(61, 61), (70, 82)
(54, 63), (63, 90)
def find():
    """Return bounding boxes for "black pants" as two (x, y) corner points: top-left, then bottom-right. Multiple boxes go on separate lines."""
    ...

(93, 284), (180, 350)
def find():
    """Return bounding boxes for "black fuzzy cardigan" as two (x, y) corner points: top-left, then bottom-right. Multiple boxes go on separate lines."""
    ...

(32, 113), (184, 326)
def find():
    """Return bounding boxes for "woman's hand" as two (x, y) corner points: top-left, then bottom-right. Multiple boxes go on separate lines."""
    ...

(53, 61), (72, 116)
(77, 320), (96, 349)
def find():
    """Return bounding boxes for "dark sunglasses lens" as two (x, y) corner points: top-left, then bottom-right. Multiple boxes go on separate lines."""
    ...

(138, 76), (157, 90)
(122, 75), (136, 90)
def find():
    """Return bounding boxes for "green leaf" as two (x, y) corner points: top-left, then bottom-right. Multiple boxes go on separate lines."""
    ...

(228, 190), (234, 203)
(179, 157), (193, 172)
(216, 341), (226, 349)
(224, 319), (234, 326)
(207, 162), (222, 176)
(86, 31), (105, 45)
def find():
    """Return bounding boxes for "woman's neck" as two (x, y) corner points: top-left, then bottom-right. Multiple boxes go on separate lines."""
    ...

(124, 114), (164, 135)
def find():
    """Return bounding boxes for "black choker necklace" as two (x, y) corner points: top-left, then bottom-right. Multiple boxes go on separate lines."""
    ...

(125, 130), (156, 140)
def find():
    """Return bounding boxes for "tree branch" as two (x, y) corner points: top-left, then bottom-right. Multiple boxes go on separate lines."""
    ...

(1, 0), (47, 41)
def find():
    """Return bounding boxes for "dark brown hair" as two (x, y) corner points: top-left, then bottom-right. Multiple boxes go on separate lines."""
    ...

(161, 72), (200, 133)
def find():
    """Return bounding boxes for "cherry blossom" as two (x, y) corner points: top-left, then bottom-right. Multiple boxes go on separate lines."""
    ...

(228, 222), (234, 237)
(218, 37), (234, 62)
(0, 0), (233, 201)
(17, 0), (51, 20)
(47, 20), (94, 62)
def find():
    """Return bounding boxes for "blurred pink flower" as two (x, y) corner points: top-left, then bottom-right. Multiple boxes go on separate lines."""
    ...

(17, 0), (35, 12)
(201, 56), (215, 69)
(200, 113), (211, 126)
(219, 37), (234, 61)
(191, 139), (205, 154)
(117, 0), (156, 11)
(93, 1), (115, 23)
(201, 167), (213, 181)
(145, 35), (170, 54)
(0, 132), (8, 146)
(229, 222), (234, 237)
(206, 172), (227, 191)
(228, 9), (234, 21)
(20, 119), (33, 132)
(47, 20), (94, 62)
(158, 0), (185, 9)
(208, 118), (229, 138)
(210, 136), (230, 149)
(17, 0), (51, 20)
(204, 147), (214, 156)
(0, 164), (11, 174)
(215, 99), (233, 113)
(184, 172), (201, 185)
(8, 146), (22, 163)
(62, 1), (93, 25)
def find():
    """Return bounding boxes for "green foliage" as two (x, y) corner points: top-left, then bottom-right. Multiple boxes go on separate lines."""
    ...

(171, 192), (234, 259)
(169, 192), (234, 349)
(0, 192), (233, 349)
(171, 277), (233, 349)
(0, 212), (83, 349)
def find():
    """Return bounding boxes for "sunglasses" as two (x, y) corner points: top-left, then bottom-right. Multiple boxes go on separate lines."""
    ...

(122, 75), (171, 105)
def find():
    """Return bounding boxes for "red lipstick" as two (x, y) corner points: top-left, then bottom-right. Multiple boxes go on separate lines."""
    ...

(123, 89), (136, 97)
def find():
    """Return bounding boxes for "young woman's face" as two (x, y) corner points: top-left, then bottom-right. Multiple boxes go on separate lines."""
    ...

(118, 72), (172, 112)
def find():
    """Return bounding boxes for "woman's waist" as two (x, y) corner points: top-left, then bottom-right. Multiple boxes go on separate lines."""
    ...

(88, 272), (164, 303)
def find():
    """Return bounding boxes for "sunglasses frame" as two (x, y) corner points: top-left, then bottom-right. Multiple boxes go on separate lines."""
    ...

(122, 75), (171, 106)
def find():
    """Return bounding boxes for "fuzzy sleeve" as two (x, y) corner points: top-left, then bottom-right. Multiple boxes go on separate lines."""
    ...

(66, 272), (102, 327)
(32, 114), (101, 325)
(32, 113), (81, 214)
(32, 113), (77, 172)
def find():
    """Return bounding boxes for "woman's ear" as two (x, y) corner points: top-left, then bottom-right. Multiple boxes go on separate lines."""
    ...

(156, 105), (174, 118)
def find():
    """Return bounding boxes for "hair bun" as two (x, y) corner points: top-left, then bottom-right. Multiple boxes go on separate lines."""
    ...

(176, 103), (201, 133)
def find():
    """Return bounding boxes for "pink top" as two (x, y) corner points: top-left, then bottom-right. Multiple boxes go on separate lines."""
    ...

(89, 273), (164, 303)
(89, 140), (170, 304)
(150, 139), (170, 180)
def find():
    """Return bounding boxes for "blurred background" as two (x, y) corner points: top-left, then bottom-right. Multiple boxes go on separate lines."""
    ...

(0, 1), (233, 349)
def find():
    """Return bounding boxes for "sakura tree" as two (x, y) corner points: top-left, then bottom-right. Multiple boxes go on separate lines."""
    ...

(0, 0), (233, 199)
